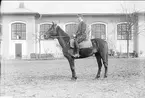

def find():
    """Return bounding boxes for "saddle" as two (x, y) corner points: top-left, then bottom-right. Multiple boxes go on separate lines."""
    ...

(70, 39), (93, 49)
(70, 25), (93, 49)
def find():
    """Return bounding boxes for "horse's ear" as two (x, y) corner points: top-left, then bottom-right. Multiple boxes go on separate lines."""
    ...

(52, 22), (54, 26)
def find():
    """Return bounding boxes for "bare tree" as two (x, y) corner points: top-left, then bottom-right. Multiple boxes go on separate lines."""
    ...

(33, 31), (44, 59)
(126, 12), (138, 58)
(121, 4), (139, 58)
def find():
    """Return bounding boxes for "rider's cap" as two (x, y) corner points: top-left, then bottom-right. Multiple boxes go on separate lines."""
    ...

(77, 14), (83, 18)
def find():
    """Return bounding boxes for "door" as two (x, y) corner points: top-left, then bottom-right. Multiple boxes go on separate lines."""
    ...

(15, 43), (22, 59)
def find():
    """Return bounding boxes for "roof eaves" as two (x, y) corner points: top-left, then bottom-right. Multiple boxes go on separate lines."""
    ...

(40, 13), (129, 16)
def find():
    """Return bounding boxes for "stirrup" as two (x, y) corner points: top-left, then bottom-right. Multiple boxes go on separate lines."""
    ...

(73, 54), (80, 58)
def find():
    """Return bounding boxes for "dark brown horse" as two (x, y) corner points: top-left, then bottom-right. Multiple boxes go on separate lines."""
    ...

(45, 22), (108, 80)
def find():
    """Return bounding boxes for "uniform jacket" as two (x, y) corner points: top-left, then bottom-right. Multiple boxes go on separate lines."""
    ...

(76, 21), (87, 36)
(75, 21), (87, 43)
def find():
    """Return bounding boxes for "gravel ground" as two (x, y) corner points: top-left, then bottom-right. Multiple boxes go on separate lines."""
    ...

(1, 58), (145, 98)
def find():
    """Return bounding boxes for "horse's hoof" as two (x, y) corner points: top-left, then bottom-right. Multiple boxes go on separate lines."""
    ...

(95, 76), (100, 79)
(71, 77), (77, 80)
(104, 76), (107, 78)
(94, 78), (100, 80)
(93, 78), (98, 80)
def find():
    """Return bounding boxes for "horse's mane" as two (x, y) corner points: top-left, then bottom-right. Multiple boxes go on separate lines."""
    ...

(56, 25), (70, 43)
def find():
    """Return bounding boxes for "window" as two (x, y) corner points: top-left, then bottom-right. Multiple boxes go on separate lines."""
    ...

(0, 24), (2, 40)
(11, 23), (26, 40)
(65, 23), (77, 38)
(117, 23), (132, 40)
(0, 24), (1, 35)
(40, 24), (52, 40)
(91, 23), (106, 40)
(0, 24), (1, 50)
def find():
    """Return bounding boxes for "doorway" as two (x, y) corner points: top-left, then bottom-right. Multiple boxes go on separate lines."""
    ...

(15, 43), (22, 59)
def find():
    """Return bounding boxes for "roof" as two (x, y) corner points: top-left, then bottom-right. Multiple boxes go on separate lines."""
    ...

(1, 1), (145, 17)
(1, 2), (40, 17)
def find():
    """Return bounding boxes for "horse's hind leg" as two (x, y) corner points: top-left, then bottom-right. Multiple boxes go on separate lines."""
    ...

(101, 52), (108, 78)
(95, 53), (102, 79)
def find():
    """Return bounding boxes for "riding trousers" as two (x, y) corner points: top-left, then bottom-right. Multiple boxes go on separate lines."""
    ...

(75, 34), (87, 43)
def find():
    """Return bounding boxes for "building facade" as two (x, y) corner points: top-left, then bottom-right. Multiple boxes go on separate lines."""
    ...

(1, 4), (145, 59)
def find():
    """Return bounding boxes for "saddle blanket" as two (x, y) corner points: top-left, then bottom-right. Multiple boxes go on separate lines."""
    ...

(70, 39), (93, 48)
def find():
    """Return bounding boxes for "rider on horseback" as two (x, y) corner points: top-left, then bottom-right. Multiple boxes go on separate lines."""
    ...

(73, 14), (87, 57)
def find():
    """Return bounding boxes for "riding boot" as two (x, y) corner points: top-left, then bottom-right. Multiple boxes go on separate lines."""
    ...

(76, 41), (80, 56)
(92, 41), (97, 52)
(74, 40), (80, 57)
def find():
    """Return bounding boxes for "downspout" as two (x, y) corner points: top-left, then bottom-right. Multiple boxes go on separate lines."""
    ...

(35, 13), (41, 57)
(136, 13), (139, 57)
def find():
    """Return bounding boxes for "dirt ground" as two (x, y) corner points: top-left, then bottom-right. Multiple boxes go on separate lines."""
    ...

(0, 57), (145, 98)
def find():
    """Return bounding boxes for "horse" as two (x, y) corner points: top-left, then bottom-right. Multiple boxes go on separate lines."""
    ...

(45, 22), (108, 80)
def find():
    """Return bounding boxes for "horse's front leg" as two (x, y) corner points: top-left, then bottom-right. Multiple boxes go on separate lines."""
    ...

(65, 54), (77, 80)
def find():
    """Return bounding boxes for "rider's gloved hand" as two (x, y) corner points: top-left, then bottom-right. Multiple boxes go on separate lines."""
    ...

(73, 34), (76, 38)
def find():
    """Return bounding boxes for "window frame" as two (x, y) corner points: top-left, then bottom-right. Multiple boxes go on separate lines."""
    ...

(0, 24), (2, 41)
(11, 22), (26, 40)
(90, 22), (107, 40)
(64, 22), (78, 38)
(39, 22), (53, 40)
(117, 22), (132, 40)
(0, 24), (1, 34)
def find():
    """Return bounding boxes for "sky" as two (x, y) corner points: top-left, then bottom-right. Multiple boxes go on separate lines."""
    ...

(1, 1), (145, 14)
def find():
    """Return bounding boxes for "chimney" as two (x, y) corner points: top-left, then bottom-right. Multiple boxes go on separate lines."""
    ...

(19, 2), (25, 8)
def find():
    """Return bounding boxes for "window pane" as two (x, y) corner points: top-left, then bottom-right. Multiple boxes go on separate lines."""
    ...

(101, 34), (106, 39)
(22, 24), (26, 31)
(95, 31), (100, 38)
(12, 24), (16, 31)
(122, 24), (127, 31)
(22, 32), (26, 39)
(122, 31), (126, 35)
(12, 32), (17, 39)
(122, 35), (127, 40)
(117, 35), (121, 39)
(17, 24), (21, 31)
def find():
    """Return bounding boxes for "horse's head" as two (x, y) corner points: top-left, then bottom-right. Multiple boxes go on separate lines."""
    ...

(45, 22), (58, 39)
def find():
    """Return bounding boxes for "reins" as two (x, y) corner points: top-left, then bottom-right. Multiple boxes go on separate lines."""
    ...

(53, 36), (70, 38)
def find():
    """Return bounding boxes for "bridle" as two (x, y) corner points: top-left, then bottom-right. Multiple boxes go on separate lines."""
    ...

(47, 25), (73, 38)
(48, 25), (72, 46)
